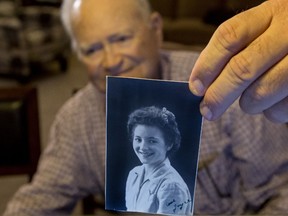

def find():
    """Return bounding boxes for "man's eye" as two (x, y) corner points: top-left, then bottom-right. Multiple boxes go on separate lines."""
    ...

(110, 35), (132, 43)
(82, 44), (103, 56)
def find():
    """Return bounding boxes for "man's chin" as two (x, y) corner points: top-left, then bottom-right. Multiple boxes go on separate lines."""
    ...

(91, 80), (106, 94)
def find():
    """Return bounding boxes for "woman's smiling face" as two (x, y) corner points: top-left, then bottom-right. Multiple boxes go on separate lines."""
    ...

(132, 124), (170, 166)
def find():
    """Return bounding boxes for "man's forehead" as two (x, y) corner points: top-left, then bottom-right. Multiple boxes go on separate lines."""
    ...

(72, 16), (139, 45)
(72, 0), (141, 15)
(77, 29), (135, 50)
(71, 1), (145, 43)
(71, 0), (144, 30)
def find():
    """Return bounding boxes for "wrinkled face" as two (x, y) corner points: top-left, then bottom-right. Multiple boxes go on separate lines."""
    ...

(133, 125), (171, 166)
(70, 0), (163, 92)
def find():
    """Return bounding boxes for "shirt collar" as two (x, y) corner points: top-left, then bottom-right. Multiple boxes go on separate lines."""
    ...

(159, 50), (171, 80)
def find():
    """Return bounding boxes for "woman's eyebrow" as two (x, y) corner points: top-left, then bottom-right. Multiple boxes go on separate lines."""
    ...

(148, 136), (160, 140)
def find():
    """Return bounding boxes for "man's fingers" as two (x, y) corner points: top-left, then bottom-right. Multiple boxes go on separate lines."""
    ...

(240, 54), (288, 114)
(263, 96), (288, 123)
(198, 17), (288, 121)
(189, 2), (272, 96)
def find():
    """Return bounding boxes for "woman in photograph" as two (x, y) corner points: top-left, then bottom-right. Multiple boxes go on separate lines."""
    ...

(125, 106), (192, 215)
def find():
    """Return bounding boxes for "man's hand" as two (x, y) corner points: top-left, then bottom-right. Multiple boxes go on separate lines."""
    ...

(189, 0), (288, 123)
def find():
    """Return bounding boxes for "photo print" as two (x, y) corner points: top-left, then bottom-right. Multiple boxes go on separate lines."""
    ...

(106, 76), (203, 216)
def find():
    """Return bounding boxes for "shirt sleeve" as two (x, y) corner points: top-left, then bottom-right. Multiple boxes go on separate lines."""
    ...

(229, 105), (288, 212)
(259, 185), (288, 214)
(195, 102), (288, 214)
(125, 168), (136, 210)
(3, 102), (98, 216)
(157, 181), (192, 215)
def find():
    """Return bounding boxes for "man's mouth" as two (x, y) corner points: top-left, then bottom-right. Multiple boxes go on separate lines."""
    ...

(109, 65), (135, 76)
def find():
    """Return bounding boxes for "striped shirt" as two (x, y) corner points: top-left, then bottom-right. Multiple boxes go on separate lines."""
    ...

(4, 50), (288, 215)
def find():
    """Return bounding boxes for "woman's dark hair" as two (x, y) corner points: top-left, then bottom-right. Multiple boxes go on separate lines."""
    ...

(127, 106), (181, 156)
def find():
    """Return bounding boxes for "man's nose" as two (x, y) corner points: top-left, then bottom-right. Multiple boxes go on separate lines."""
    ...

(102, 44), (123, 74)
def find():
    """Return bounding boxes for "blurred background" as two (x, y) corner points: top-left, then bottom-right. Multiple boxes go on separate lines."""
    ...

(0, 0), (264, 215)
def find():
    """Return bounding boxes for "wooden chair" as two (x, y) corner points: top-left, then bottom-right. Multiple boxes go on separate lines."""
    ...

(0, 86), (41, 181)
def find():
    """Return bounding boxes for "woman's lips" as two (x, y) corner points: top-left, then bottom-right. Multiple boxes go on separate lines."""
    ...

(138, 151), (153, 158)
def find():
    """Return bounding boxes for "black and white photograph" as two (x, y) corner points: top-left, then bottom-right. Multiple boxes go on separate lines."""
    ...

(106, 76), (202, 216)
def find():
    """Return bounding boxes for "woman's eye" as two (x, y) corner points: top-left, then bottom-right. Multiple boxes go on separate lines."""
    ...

(134, 137), (142, 143)
(149, 139), (157, 144)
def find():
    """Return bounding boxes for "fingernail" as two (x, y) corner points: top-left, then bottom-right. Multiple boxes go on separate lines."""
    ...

(191, 79), (205, 96)
(200, 103), (213, 121)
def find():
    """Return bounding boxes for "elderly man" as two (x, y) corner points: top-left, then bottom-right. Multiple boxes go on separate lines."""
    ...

(4, 0), (288, 215)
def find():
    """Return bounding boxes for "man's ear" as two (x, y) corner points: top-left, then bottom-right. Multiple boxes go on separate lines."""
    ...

(150, 12), (163, 46)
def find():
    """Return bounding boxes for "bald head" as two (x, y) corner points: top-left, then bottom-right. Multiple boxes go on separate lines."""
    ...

(61, 0), (151, 41)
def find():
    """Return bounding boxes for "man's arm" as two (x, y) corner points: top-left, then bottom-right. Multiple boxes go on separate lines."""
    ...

(189, 0), (288, 123)
(3, 106), (97, 216)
